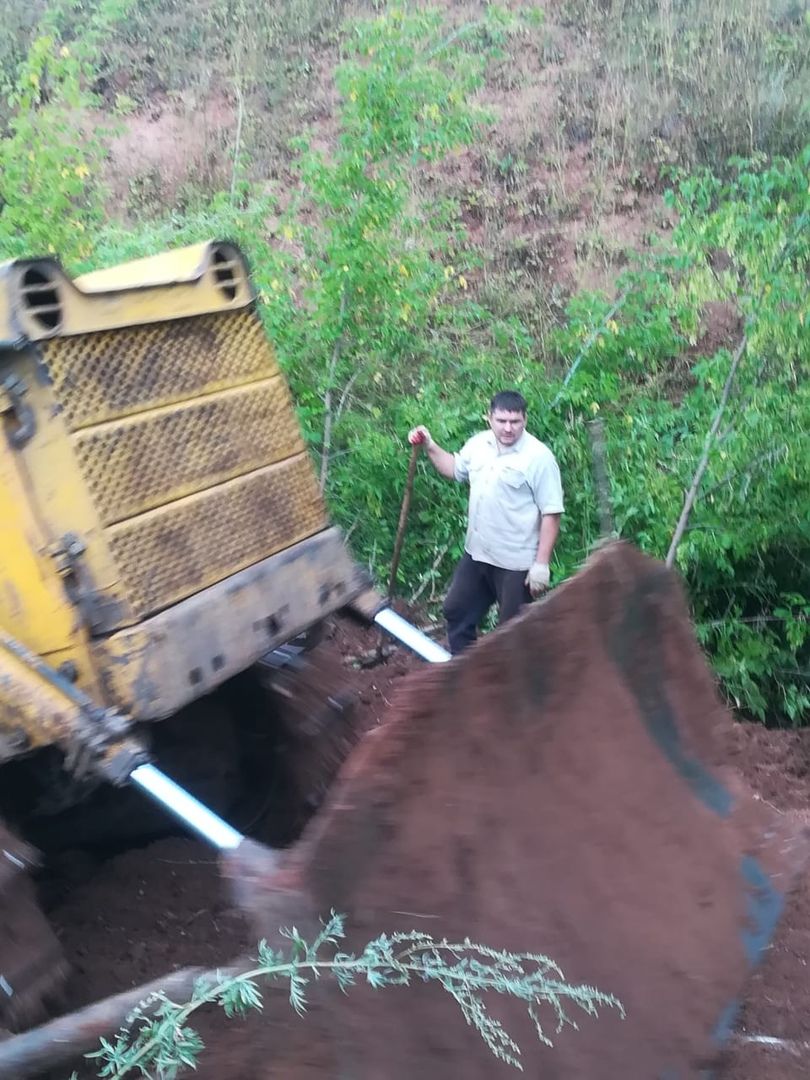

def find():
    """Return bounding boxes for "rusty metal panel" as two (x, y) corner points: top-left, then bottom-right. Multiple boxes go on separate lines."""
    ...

(73, 377), (304, 525)
(106, 455), (328, 619)
(41, 309), (274, 432)
(93, 527), (369, 721)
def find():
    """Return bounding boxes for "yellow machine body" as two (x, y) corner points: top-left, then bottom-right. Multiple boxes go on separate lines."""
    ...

(0, 241), (368, 761)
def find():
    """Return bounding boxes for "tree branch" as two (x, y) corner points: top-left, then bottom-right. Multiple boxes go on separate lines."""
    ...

(549, 293), (627, 410)
(409, 542), (450, 604)
(698, 444), (788, 502)
(586, 417), (615, 538)
(665, 333), (748, 568)
(334, 367), (361, 430)
(229, 79), (245, 205)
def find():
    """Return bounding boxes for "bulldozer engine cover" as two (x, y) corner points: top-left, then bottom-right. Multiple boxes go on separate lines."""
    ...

(225, 543), (807, 1079)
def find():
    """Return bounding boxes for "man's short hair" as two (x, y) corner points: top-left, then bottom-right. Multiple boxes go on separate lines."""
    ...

(489, 390), (527, 415)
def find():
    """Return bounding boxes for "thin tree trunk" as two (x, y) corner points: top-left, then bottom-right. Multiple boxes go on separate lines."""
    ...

(666, 334), (748, 568)
(586, 417), (615, 538)
(319, 287), (349, 494)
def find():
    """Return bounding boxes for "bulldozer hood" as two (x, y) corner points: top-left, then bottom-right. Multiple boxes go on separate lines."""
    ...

(0, 240), (255, 346)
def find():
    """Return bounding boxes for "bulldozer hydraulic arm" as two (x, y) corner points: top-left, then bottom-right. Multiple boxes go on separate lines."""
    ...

(0, 630), (253, 852)
(0, 629), (143, 784)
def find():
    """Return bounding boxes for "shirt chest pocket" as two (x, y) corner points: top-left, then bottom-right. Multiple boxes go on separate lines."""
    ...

(498, 466), (530, 494)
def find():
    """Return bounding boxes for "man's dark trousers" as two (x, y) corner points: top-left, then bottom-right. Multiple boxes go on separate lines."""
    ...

(443, 552), (532, 655)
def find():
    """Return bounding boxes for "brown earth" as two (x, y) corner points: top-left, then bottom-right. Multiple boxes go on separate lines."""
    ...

(26, 551), (810, 1079)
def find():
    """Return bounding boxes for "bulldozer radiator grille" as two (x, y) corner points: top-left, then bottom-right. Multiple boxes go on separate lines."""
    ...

(39, 309), (329, 623)
(41, 310), (272, 431)
(73, 379), (303, 525)
(106, 456), (327, 618)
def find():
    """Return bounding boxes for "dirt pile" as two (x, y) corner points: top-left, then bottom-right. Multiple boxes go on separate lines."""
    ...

(29, 551), (810, 1079)
(218, 543), (806, 1078)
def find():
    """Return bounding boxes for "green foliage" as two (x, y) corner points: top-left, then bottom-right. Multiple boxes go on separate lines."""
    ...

(2, 0), (806, 724)
(550, 151), (809, 723)
(665, 151), (810, 721)
(80, 912), (622, 1077)
(239, 7), (494, 503)
(0, 35), (102, 261)
(0, 0), (142, 262)
(0, 0), (46, 117)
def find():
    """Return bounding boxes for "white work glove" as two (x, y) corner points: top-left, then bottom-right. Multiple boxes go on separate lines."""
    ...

(408, 425), (434, 449)
(525, 562), (550, 598)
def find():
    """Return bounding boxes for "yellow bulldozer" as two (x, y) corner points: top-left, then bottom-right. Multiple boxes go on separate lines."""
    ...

(1, 240), (805, 1079)
(0, 240), (443, 1031)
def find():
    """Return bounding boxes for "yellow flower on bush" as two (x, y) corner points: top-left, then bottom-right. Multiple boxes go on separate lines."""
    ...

(607, 319), (619, 334)
(458, 275), (468, 290)
(74, 163), (90, 180)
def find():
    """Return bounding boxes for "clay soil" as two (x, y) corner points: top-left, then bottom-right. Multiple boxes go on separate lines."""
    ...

(29, 612), (810, 1080)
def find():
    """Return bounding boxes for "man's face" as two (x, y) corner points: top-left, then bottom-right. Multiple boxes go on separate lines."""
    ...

(488, 408), (526, 448)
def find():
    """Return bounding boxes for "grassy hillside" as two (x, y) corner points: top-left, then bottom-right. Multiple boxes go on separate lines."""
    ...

(0, 0), (807, 723)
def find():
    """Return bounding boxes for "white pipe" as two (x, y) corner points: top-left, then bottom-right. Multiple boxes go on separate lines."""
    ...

(132, 613), (449, 848)
(736, 1034), (810, 1053)
(374, 608), (451, 663)
(130, 763), (243, 850)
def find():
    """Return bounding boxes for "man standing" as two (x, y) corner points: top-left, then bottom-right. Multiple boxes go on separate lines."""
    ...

(408, 390), (563, 655)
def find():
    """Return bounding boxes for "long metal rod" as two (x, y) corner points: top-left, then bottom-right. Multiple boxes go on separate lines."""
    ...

(387, 444), (420, 599)
(129, 610), (450, 848)
(374, 607), (451, 663)
(130, 763), (243, 850)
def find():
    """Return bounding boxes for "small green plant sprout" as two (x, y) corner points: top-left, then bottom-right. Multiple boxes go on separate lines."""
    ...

(81, 911), (624, 1078)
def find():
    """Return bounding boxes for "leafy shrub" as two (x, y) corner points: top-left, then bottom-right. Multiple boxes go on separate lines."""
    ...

(78, 912), (622, 1078)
